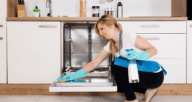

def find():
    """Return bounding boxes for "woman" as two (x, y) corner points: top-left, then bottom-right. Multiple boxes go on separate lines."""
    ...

(58, 15), (164, 102)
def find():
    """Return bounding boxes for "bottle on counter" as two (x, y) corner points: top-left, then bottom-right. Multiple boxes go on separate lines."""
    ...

(92, 6), (100, 17)
(111, 8), (116, 17)
(80, 0), (87, 17)
(117, 0), (123, 17)
(105, 7), (109, 15)
(33, 6), (40, 17)
(108, 8), (112, 16)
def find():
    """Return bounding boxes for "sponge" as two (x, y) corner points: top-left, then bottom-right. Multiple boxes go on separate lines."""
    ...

(65, 80), (86, 83)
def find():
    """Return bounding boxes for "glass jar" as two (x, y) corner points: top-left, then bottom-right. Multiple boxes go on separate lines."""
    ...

(108, 8), (112, 16)
(80, 0), (86, 17)
(92, 6), (100, 17)
(105, 7), (109, 15)
(111, 8), (116, 17)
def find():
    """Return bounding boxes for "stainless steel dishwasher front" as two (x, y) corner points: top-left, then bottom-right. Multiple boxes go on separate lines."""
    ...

(49, 23), (117, 92)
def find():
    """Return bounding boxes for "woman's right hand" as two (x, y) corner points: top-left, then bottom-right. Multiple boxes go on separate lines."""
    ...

(57, 74), (71, 82)
(57, 69), (86, 82)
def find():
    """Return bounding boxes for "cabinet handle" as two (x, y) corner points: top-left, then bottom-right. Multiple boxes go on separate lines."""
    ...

(0, 25), (3, 28)
(39, 25), (57, 28)
(143, 37), (160, 40)
(0, 37), (3, 40)
(190, 25), (192, 27)
(141, 25), (160, 28)
(66, 39), (72, 42)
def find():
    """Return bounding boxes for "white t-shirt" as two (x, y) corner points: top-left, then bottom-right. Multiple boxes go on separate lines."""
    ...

(103, 32), (162, 73)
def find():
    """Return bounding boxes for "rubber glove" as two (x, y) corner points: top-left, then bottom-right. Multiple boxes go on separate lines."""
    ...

(57, 69), (86, 82)
(124, 49), (149, 61)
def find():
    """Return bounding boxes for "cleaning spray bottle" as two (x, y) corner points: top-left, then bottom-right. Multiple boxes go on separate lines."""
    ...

(128, 59), (139, 83)
(126, 49), (140, 83)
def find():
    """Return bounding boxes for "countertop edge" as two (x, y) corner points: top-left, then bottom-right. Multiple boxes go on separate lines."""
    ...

(6, 17), (188, 21)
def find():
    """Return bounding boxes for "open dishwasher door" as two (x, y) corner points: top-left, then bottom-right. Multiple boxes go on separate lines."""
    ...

(49, 23), (117, 92)
(49, 72), (117, 92)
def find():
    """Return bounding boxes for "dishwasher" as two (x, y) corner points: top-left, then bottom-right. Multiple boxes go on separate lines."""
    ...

(49, 23), (117, 92)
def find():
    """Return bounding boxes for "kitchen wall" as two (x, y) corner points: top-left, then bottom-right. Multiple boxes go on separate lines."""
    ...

(24, 0), (171, 17)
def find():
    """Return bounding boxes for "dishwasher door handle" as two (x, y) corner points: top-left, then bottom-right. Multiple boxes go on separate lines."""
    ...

(143, 37), (160, 40)
(39, 25), (57, 28)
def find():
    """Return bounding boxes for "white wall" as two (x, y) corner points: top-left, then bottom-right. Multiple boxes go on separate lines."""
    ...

(24, 0), (171, 17)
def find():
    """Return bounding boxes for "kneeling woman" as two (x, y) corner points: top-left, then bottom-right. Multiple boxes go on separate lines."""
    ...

(94, 15), (165, 102)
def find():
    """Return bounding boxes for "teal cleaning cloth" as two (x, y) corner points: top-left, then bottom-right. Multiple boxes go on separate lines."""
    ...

(65, 79), (86, 83)
(114, 56), (167, 75)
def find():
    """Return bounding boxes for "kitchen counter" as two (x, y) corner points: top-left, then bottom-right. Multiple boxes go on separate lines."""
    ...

(6, 17), (188, 22)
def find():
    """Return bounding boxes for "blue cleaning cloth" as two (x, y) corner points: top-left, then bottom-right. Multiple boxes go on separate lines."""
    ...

(114, 56), (167, 75)
(115, 32), (167, 75)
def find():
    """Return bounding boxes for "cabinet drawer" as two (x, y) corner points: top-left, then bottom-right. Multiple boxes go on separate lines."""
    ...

(136, 21), (186, 34)
(137, 34), (186, 59)
(153, 59), (186, 84)
(0, 34), (6, 83)
(120, 21), (186, 34)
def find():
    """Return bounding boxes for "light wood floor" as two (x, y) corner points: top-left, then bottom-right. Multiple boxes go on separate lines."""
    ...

(0, 84), (192, 95)
(0, 95), (192, 102)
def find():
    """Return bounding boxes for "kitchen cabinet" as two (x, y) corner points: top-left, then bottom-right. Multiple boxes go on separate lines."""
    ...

(119, 21), (187, 84)
(187, 21), (192, 84)
(7, 21), (61, 84)
(0, 0), (7, 34)
(0, 34), (7, 84)
(0, 0), (7, 84)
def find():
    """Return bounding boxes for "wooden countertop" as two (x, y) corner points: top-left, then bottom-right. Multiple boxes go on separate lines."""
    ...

(6, 17), (188, 22)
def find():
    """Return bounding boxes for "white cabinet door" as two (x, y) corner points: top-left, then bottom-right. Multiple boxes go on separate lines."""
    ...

(153, 59), (186, 84)
(187, 21), (192, 84)
(0, 34), (6, 84)
(7, 21), (61, 84)
(0, 0), (7, 34)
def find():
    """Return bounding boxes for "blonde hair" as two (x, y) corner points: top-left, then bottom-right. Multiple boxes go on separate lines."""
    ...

(94, 15), (123, 57)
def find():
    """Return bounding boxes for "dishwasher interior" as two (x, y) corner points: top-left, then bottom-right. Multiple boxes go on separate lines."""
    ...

(49, 23), (117, 92)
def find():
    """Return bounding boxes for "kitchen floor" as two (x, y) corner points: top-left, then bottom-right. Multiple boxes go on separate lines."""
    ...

(0, 95), (192, 102)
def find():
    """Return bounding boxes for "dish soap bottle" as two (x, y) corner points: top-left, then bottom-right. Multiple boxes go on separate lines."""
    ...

(117, 0), (123, 17)
(128, 59), (139, 83)
(33, 6), (40, 17)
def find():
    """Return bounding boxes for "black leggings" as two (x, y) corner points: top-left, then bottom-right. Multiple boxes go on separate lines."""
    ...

(111, 61), (164, 101)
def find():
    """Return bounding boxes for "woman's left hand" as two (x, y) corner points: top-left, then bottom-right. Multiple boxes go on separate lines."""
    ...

(125, 49), (149, 61)
(124, 49), (138, 60)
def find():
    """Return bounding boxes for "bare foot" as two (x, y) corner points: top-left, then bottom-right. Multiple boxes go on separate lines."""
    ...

(142, 89), (157, 102)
